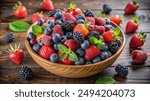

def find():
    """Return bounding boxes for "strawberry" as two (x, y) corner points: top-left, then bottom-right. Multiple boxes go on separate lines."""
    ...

(73, 22), (89, 37)
(41, 0), (54, 11)
(129, 32), (146, 48)
(86, 17), (95, 25)
(32, 12), (44, 23)
(102, 27), (121, 43)
(124, 0), (139, 14)
(132, 50), (148, 64)
(38, 45), (55, 59)
(84, 45), (100, 61)
(126, 16), (139, 34)
(51, 25), (64, 36)
(13, 1), (27, 19)
(89, 25), (105, 35)
(95, 17), (106, 26)
(110, 15), (122, 26)
(64, 39), (80, 51)
(42, 35), (52, 46)
(63, 13), (76, 24)
(5, 44), (24, 64)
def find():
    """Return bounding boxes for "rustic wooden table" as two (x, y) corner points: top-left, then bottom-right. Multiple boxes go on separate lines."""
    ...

(0, 0), (150, 84)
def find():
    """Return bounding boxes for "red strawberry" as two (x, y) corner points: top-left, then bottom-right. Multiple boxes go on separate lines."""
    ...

(64, 39), (80, 51)
(13, 1), (27, 19)
(32, 12), (44, 23)
(42, 35), (52, 46)
(63, 13), (76, 24)
(86, 17), (95, 25)
(132, 50), (148, 64)
(42, 17), (55, 25)
(124, 0), (139, 14)
(126, 16), (139, 34)
(129, 32), (146, 48)
(84, 45), (100, 61)
(6, 44), (24, 64)
(95, 17), (106, 26)
(51, 25), (64, 36)
(41, 0), (54, 11)
(38, 45), (55, 59)
(110, 15), (122, 26)
(89, 25), (105, 35)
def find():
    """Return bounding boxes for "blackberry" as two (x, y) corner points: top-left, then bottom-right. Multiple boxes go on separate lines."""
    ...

(47, 10), (56, 17)
(20, 66), (33, 80)
(73, 32), (84, 44)
(88, 31), (100, 39)
(5, 32), (14, 43)
(84, 9), (94, 17)
(108, 42), (119, 54)
(115, 64), (129, 77)
(62, 21), (75, 32)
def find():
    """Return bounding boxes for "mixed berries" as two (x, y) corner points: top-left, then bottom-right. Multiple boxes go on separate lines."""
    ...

(27, 2), (123, 65)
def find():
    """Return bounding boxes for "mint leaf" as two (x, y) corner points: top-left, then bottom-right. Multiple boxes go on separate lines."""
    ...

(68, 51), (78, 62)
(89, 37), (99, 45)
(32, 25), (43, 35)
(57, 44), (68, 53)
(9, 20), (30, 32)
(95, 76), (115, 84)
(59, 53), (68, 60)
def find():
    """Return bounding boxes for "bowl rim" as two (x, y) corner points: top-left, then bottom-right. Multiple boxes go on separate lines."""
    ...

(25, 21), (126, 68)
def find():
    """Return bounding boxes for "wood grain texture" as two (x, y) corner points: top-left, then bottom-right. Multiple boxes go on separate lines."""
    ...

(0, 0), (150, 84)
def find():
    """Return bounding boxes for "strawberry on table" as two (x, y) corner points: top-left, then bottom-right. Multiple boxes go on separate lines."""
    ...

(41, 0), (54, 11)
(129, 32), (146, 48)
(32, 12), (44, 23)
(124, 0), (139, 14)
(126, 16), (139, 34)
(110, 15), (122, 26)
(13, 1), (27, 19)
(5, 44), (24, 64)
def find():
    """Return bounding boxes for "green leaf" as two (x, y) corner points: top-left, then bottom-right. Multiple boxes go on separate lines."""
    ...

(114, 27), (120, 36)
(57, 44), (68, 53)
(68, 51), (78, 62)
(89, 37), (99, 45)
(59, 53), (68, 60)
(41, 25), (47, 31)
(95, 76), (115, 84)
(9, 21), (30, 32)
(32, 25), (43, 35)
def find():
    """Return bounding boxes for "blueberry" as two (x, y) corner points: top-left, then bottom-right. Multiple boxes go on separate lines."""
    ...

(76, 14), (85, 20)
(81, 40), (89, 49)
(65, 32), (73, 39)
(100, 42), (108, 51)
(28, 32), (35, 40)
(46, 20), (55, 28)
(116, 39), (122, 47)
(103, 3), (112, 14)
(74, 57), (85, 65)
(77, 19), (85, 24)
(44, 27), (52, 35)
(36, 18), (44, 26)
(85, 61), (92, 64)
(38, 38), (43, 46)
(32, 44), (41, 53)
(54, 11), (63, 19)
(55, 20), (62, 25)
(76, 48), (84, 57)
(53, 43), (58, 51)
(60, 36), (67, 43)
(100, 51), (109, 60)
(105, 18), (110, 25)
(52, 34), (61, 43)
(92, 56), (101, 63)
(50, 53), (59, 63)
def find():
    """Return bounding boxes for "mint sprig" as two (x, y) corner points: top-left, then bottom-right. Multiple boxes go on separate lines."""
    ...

(32, 25), (43, 35)
(95, 76), (115, 84)
(57, 44), (78, 62)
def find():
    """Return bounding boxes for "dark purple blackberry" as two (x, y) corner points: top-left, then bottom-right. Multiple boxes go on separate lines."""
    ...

(108, 42), (119, 54)
(62, 21), (75, 32)
(20, 66), (33, 80)
(115, 64), (129, 77)
(5, 32), (14, 43)
(73, 32), (84, 44)
(84, 9), (94, 17)
(88, 31), (100, 39)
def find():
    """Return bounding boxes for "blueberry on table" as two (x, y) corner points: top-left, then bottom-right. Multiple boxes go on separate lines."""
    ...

(5, 32), (14, 43)
(50, 53), (59, 63)
(52, 33), (61, 43)
(32, 44), (41, 53)
(20, 66), (33, 80)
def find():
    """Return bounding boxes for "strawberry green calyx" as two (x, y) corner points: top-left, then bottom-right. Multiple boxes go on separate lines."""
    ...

(132, 0), (139, 7)
(113, 27), (122, 40)
(133, 16), (139, 24)
(13, 1), (22, 10)
(5, 44), (21, 53)
(57, 43), (78, 62)
(66, 1), (76, 11)
(97, 12), (106, 18)
(138, 32), (146, 42)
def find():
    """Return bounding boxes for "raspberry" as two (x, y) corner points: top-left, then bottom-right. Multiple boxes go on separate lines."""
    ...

(20, 66), (33, 80)
(73, 32), (84, 44)
(62, 21), (75, 32)
(115, 64), (129, 77)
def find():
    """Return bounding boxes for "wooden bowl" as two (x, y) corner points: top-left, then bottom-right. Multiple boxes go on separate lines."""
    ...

(25, 22), (125, 78)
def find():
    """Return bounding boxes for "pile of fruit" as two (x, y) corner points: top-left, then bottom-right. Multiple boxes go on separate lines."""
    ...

(27, 2), (123, 65)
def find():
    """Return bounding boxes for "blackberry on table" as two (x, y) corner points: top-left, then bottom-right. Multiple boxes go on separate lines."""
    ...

(20, 66), (33, 80)
(73, 32), (84, 44)
(84, 9), (94, 17)
(5, 32), (14, 43)
(62, 21), (75, 32)
(115, 64), (129, 77)
(108, 42), (119, 54)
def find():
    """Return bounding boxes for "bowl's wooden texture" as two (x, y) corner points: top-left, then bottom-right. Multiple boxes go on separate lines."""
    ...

(25, 22), (125, 78)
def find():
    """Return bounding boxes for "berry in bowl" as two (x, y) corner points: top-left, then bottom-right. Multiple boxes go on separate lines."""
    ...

(25, 2), (125, 78)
